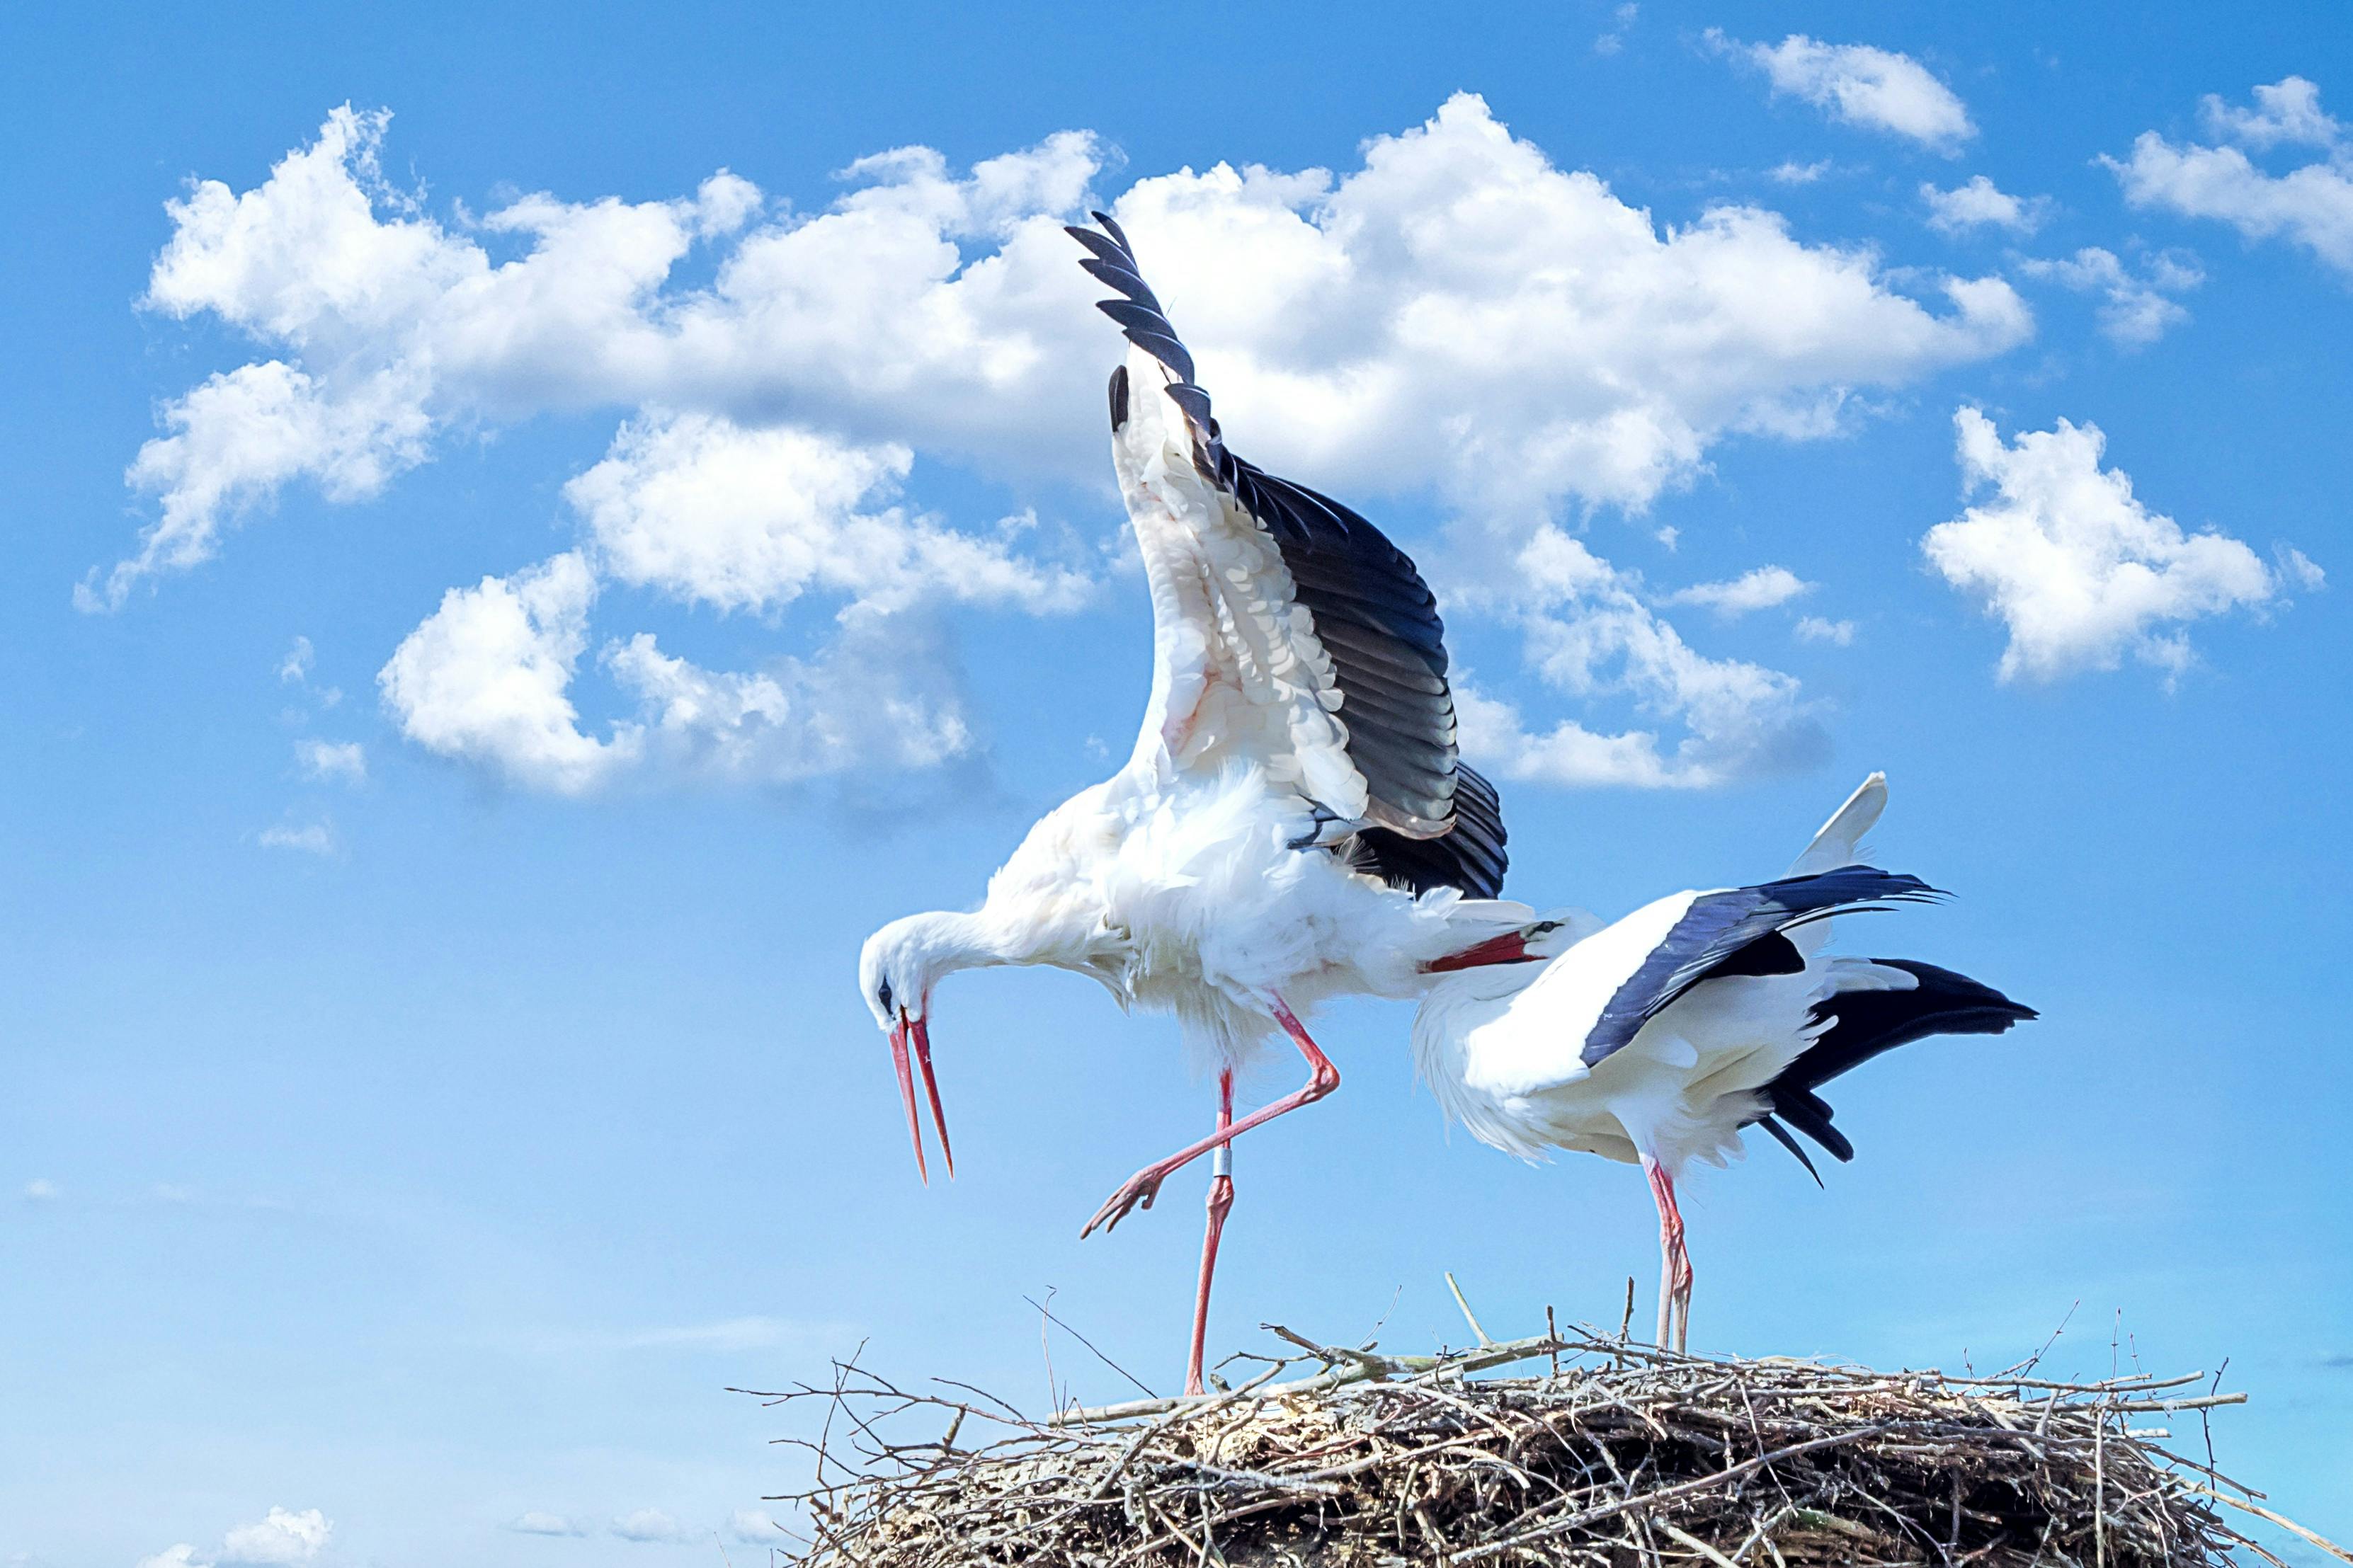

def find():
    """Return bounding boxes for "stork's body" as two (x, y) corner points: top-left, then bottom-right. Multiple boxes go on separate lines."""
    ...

(861, 215), (1532, 1392)
(1413, 776), (2035, 1350)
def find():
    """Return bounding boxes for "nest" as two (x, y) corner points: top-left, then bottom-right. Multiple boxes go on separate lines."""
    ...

(742, 1320), (2340, 1567)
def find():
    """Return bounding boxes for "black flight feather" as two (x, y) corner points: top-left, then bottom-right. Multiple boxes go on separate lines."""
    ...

(1066, 211), (1491, 852)
(1751, 959), (2036, 1169)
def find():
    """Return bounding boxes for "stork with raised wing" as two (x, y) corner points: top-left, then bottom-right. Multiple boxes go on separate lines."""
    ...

(1413, 774), (2035, 1351)
(860, 212), (1543, 1393)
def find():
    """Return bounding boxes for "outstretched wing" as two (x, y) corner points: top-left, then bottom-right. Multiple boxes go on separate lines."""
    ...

(1070, 212), (1502, 891)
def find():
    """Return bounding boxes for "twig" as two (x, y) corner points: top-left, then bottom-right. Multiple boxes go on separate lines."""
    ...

(1447, 1271), (1494, 1347)
(2182, 1483), (2353, 1564)
(1026, 1293), (1158, 1400)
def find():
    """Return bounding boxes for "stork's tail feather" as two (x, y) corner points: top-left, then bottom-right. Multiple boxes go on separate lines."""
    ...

(1760, 959), (2036, 1168)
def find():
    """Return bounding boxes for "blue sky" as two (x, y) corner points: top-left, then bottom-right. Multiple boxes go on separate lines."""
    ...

(4, 2), (2349, 1563)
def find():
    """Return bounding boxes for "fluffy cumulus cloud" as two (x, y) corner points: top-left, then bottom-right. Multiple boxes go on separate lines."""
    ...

(108, 94), (2032, 569)
(2019, 248), (2204, 346)
(377, 553), (620, 794)
(1454, 530), (1825, 789)
(567, 413), (1088, 616)
(1715, 33), (1976, 151)
(138, 1508), (331, 1568)
(377, 553), (974, 792)
(1922, 175), (2047, 236)
(115, 95), (2036, 793)
(1922, 408), (2306, 682)
(2106, 77), (2353, 277)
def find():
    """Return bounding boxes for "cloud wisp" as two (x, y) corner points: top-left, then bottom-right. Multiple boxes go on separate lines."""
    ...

(2019, 248), (2204, 347)
(1714, 32), (1976, 151)
(1661, 565), (1814, 617)
(1454, 531), (1827, 789)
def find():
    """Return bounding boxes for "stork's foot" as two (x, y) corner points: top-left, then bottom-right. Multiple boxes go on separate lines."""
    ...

(1080, 1167), (1169, 1237)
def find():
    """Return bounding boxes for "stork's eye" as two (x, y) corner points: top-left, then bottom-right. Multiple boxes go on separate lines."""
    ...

(877, 980), (894, 1015)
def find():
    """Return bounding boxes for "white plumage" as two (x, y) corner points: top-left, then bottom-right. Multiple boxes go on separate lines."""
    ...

(860, 214), (1534, 1394)
(1413, 774), (2034, 1350)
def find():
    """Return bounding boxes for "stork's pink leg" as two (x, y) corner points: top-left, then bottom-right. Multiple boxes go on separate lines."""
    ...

(1080, 996), (1340, 1238)
(1184, 1068), (1237, 1397)
(1642, 1155), (1693, 1351)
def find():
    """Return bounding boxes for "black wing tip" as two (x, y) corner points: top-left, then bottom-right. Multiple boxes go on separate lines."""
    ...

(1755, 1115), (1826, 1186)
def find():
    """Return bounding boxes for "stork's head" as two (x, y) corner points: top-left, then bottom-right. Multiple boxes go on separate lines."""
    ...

(858, 912), (972, 1184)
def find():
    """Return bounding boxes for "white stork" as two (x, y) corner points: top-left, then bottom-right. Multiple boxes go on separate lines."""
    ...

(860, 212), (1543, 1393)
(1412, 774), (2035, 1351)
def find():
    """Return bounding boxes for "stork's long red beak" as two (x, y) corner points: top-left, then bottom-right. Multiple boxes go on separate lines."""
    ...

(1423, 932), (1536, 973)
(889, 1009), (954, 1184)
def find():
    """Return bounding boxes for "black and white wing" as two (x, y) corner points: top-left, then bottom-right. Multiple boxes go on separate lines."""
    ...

(1484, 868), (1941, 1087)
(1068, 211), (1505, 898)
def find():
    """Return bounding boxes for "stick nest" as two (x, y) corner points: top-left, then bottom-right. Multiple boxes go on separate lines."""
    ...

(743, 1323), (2305, 1567)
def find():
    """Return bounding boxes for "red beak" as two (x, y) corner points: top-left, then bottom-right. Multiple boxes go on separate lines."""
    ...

(1423, 931), (1536, 973)
(889, 1009), (954, 1184)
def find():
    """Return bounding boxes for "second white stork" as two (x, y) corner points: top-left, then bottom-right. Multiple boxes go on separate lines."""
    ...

(860, 212), (1543, 1393)
(1412, 774), (2035, 1351)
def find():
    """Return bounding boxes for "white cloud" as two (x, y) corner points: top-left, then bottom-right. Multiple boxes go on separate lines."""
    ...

(1717, 32), (1976, 151)
(728, 1511), (780, 1543)
(1593, 2), (1636, 56)
(110, 95), (2027, 595)
(1661, 564), (1812, 615)
(294, 738), (366, 784)
(1922, 175), (2047, 235)
(378, 553), (974, 794)
(1922, 408), (2297, 682)
(2278, 545), (2326, 590)
(568, 413), (1088, 616)
(611, 1509), (697, 1545)
(91, 357), (433, 610)
(2019, 247), (2203, 346)
(1768, 159), (1830, 185)
(2107, 78), (2353, 277)
(218, 1510), (330, 1567)
(23, 1179), (59, 1201)
(139, 1509), (331, 1568)
(277, 635), (341, 706)
(118, 96), (2043, 796)
(508, 1512), (586, 1537)
(377, 553), (625, 794)
(2201, 76), (2343, 151)
(1794, 614), (1855, 645)
(1453, 530), (1823, 788)
(258, 818), (336, 855)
